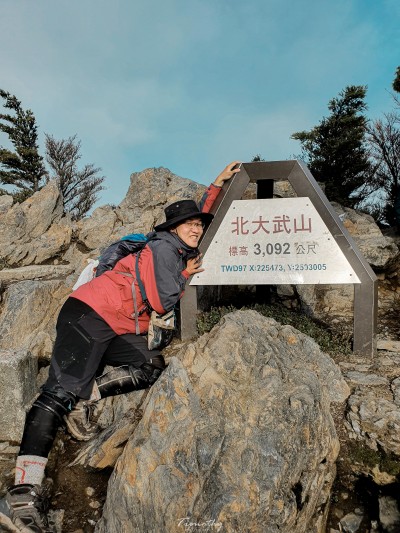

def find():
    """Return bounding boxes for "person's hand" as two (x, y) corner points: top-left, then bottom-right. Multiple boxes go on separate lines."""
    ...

(186, 254), (204, 275)
(213, 161), (242, 187)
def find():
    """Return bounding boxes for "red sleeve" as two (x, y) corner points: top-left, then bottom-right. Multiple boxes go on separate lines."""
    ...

(199, 183), (222, 213)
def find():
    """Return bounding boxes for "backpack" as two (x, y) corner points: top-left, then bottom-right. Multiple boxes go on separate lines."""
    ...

(95, 233), (149, 277)
(72, 233), (150, 290)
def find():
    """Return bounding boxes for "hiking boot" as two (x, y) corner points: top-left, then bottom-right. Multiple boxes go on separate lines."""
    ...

(6, 483), (53, 533)
(64, 400), (98, 441)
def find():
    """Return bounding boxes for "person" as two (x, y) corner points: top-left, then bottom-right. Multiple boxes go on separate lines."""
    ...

(5, 161), (241, 533)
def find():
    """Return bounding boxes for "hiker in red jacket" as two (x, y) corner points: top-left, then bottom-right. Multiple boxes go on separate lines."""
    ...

(6, 161), (240, 533)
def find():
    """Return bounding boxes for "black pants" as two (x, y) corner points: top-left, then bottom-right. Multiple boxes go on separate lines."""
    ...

(46, 297), (161, 399)
(18, 298), (162, 458)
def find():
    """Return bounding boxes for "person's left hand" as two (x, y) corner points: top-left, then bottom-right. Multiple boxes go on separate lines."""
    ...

(186, 254), (204, 276)
(213, 161), (241, 187)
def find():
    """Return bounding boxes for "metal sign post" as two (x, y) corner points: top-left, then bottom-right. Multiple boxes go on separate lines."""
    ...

(180, 160), (377, 357)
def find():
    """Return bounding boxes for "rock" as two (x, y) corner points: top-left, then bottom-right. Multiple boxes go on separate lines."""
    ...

(339, 510), (364, 532)
(370, 465), (396, 485)
(116, 167), (205, 234)
(0, 443), (19, 494)
(274, 181), (297, 198)
(391, 378), (400, 406)
(346, 389), (400, 456)
(0, 280), (70, 360)
(333, 204), (399, 270)
(379, 496), (400, 532)
(0, 195), (13, 214)
(69, 381), (149, 469)
(276, 284), (295, 297)
(293, 203), (400, 333)
(96, 310), (349, 533)
(0, 349), (37, 441)
(17, 218), (72, 265)
(344, 372), (388, 386)
(77, 205), (119, 250)
(378, 340), (400, 352)
(0, 265), (74, 286)
(0, 181), (72, 267)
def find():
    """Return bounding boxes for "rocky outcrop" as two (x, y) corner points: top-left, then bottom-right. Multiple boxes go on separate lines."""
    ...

(0, 280), (69, 360)
(334, 203), (399, 271)
(342, 352), (400, 477)
(0, 349), (37, 441)
(278, 202), (400, 333)
(116, 166), (205, 234)
(0, 182), (71, 267)
(94, 311), (349, 533)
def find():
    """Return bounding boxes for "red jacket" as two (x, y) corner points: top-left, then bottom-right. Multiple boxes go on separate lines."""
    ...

(71, 184), (221, 334)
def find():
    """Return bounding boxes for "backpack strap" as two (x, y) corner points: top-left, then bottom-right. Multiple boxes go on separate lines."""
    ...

(131, 275), (141, 336)
(135, 250), (151, 312)
(113, 271), (142, 335)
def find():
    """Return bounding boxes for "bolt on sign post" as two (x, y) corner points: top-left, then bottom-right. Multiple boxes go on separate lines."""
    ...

(180, 160), (377, 358)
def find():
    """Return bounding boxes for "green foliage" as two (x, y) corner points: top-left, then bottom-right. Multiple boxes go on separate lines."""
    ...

(0, 89), (47, 200)
(45, 134), (105, 220)
(197, 303), (352, 355)
(292, 86), (370, 208)
(348, 441), (400, 476)
(393, 66), (400, 94)
(197, 305), (237, 335)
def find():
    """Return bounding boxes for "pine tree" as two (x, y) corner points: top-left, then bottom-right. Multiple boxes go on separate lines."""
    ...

(45, 134), (105, 220)
(292, 86), (370, 207)
(393, 66), (400, 94)
(362, 68), (400, 227)
(0, 89), (47, 201)
(365, 114), (400, 226)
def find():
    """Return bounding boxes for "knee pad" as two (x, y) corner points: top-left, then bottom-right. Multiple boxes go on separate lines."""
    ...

(19, 389), (77, 458)
(34, 388), (78, 422)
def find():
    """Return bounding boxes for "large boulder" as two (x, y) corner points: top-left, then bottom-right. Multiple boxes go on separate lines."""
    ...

(95, 310), (349, 533)
(0, 181), (72, 267)
(0, 280), (70, 360)
(334, 203), (399, 271)
(76, 204), (119, 251)
(116, 167), (206, 234)
(0, 349), (37, 441)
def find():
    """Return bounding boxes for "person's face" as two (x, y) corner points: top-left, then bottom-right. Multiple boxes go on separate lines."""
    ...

(173, 217), (204, 247)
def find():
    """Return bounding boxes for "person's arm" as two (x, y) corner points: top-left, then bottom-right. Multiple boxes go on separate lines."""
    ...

(199, 161), (241, 213)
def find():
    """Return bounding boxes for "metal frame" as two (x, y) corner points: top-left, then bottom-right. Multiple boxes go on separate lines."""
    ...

(180, 160), (377, 357)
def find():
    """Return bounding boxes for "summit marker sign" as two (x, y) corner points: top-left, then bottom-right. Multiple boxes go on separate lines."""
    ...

(191, 197), (360, 286)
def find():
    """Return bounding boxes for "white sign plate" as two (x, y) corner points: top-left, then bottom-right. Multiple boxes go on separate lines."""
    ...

(190, 198), (360, 285)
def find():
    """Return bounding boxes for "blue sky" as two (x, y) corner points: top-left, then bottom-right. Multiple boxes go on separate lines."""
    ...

(0, 0), (399, 207)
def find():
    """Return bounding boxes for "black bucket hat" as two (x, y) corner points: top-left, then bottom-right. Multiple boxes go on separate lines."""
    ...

(154, 200), (214, 231)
